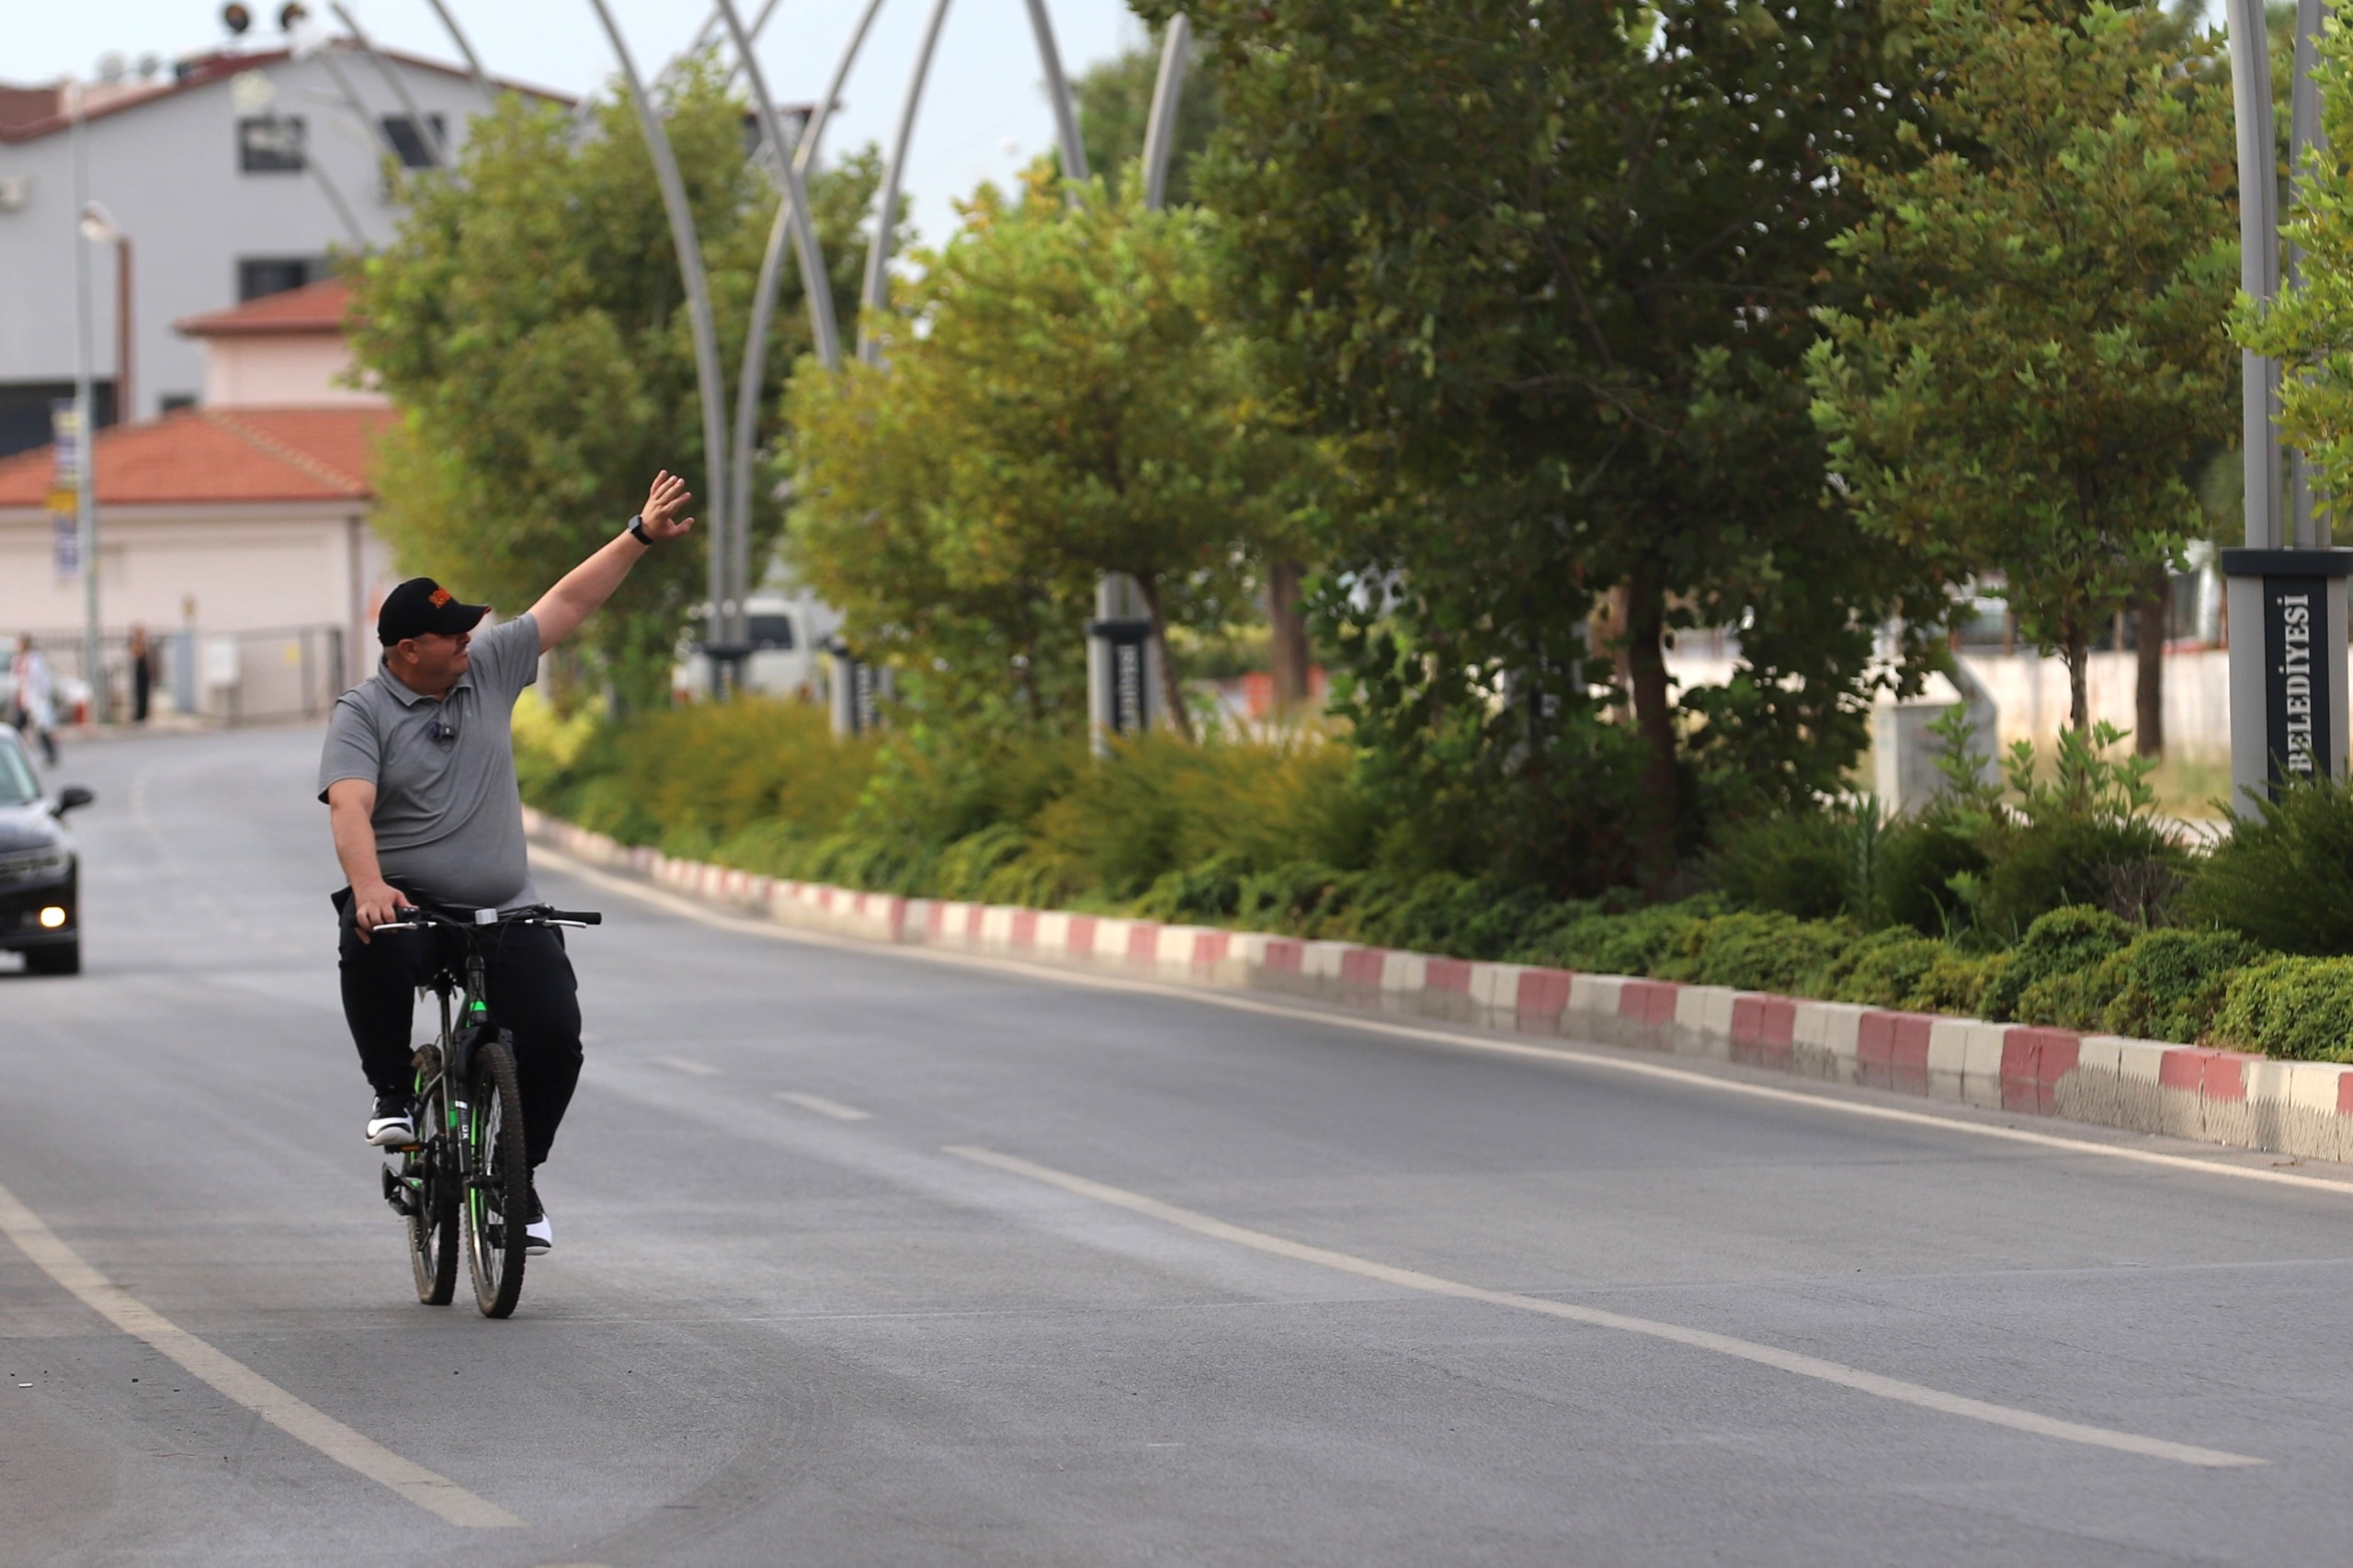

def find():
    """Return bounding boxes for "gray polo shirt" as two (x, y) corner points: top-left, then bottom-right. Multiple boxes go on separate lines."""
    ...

(317, 614), (542, 913)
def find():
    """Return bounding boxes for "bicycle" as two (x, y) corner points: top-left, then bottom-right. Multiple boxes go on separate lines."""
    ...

(372, 903), (600, 1318)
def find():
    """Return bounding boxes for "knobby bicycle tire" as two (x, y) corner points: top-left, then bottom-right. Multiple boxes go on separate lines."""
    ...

(406, 1069), (458, 1306)
(463, 1033), (530, 1318)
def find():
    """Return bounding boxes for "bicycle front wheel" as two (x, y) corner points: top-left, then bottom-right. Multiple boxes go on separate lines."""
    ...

(461, 1032), (530, 1318)
(406, 1071), (457, 1306)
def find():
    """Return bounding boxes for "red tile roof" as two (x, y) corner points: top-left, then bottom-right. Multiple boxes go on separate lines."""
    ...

(0, 45), (569, 144)
(176, 278), (355, 338)
(0, 406), (389, 507)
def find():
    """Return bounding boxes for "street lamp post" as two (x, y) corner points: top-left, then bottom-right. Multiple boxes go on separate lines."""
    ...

(69, 90), (104, 724)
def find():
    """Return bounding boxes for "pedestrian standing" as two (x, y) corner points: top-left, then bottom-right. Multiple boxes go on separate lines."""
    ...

(10, 634), (58, 767)
(129, 623), (154, 723)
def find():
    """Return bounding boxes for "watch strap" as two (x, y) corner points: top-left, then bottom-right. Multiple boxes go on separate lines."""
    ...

(628, 515), (652, 546)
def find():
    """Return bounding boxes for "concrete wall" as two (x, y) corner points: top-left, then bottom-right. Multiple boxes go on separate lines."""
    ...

(0, 500), (392, 675)
(0, 51), (514, 424)
(204, 335), (385, 410)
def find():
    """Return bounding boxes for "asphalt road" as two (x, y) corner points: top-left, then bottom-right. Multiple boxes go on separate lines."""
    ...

(8, 726), (2353, 1567)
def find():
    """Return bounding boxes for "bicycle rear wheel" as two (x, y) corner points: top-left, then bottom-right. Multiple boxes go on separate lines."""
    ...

(405, 1069), (458, 1305)
(462, 1032), (530, 1318)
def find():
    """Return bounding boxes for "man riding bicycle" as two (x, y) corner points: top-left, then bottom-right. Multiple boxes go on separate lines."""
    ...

(319, 472), (694, 1254)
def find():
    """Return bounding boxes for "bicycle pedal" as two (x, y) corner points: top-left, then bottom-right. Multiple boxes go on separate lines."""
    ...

(380, 1166), (420, 1217)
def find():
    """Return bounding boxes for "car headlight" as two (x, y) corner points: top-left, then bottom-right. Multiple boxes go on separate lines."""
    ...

(0, 846), (71, 884)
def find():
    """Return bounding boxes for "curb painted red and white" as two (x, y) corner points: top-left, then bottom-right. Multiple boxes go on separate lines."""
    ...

(523, 809), (2353, 1165)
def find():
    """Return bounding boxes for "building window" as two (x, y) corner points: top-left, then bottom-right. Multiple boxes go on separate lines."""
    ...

(379, 114), (447, 170)
(159, 393), (197, 415)
(238, 256), (329, 301)
(0, 381), (117, 461)
(238, 115), (306, 173)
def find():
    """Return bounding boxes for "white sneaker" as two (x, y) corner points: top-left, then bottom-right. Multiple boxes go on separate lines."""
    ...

(523, 1188), (552, 1255)
(365, 1093), (417, 1147)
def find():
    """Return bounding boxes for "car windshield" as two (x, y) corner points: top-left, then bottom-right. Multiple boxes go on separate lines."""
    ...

(0, 736), (37, 807)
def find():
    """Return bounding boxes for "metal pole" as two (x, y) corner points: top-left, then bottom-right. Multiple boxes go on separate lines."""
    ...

(858, 0), (954, 364)
(420, 0), (498, 104)
(1021, 0), (1088, 184)
(1087, 17), (1192, 754)
(2228, 0), (2283, 553)
(798, 0), (891, 181)
(313, 40), (415, 170)
(584, 0), (736, 691)
(71, 85), (101, 724)
(332, 3), (451, 168)
(114, 236), (131, 424)
(1140, 15), (1191, 210)
(2290, 0), (2331, 549)
(717, 0), (841, 650)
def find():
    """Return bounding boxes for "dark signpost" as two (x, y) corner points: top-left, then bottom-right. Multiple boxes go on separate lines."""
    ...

(1087, 617), (1154, 747)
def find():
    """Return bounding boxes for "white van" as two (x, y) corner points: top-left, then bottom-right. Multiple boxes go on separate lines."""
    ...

(672, 589), (840, 703)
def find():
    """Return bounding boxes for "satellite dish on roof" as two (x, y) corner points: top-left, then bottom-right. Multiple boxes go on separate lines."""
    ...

(222, 4), (253, 35)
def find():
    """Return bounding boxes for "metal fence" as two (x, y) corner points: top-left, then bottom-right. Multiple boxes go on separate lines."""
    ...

(2, 624), (346, 727)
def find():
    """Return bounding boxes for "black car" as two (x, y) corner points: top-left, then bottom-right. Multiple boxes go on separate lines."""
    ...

(0, 728), (92, 976)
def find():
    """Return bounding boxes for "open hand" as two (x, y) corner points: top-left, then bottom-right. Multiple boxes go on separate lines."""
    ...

(639, 471), (697, 541)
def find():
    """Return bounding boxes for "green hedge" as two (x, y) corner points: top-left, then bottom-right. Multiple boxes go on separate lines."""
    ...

(513, 697), (2353, 1060)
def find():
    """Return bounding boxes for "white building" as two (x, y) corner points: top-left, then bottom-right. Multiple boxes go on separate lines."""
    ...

(0, 276), (394, 721)
(0, 38), (561, 455)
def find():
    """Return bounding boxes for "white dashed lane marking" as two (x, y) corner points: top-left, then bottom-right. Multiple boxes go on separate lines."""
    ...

(775, 1091), (872, 1121)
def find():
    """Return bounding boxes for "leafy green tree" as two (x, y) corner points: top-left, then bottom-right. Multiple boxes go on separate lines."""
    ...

(348, 63), (876, 710)
(783, 170), (1307, 741)
(1069, 26), (1219, 205)
(1808, 0), (2238, 734)
(1152, 0), (1951, 881)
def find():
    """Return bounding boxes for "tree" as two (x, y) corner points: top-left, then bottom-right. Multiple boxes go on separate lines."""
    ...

(347, 62), (876, 710)
(784, 170), (1306, 741)
(1808, 0), (2238, 737)
(1153, 0), (1952, 881)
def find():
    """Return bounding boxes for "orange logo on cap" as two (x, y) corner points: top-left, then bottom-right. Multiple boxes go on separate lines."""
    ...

(428, 587), (452, 608)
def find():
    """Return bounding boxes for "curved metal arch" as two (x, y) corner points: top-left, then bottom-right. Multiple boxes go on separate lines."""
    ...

(585, 0), (738, 665)
(859, 0), (955, 363)
(718, 0), (840, 643)
(1022, 0), (1088, 184)
(332, 3), (449, 168)
(420, 0), (497, 106)
(1141, 16), (1191, 211)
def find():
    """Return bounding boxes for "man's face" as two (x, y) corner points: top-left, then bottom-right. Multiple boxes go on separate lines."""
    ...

(399, 629), (472, 690)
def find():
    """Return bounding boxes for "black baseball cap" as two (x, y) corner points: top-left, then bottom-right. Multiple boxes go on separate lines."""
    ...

(378, 577), (490, 645)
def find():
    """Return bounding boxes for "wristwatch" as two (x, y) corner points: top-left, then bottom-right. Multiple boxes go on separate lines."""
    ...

(628, 515), (654, 546)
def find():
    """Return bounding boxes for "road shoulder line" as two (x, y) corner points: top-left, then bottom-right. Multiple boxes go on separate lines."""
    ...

(0, 1176), (524, 1529)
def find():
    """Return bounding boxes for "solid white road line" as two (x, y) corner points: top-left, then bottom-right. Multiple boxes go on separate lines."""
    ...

(946, 1145), (2263, 1470)
(529, 843), (2353, 1201)
(652, 1054), (722, 1077)
(776, 1091), (872, 1121)
(0, 1177), (524, 1528)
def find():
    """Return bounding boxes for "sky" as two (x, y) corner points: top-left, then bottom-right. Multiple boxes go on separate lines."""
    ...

(8, 0), (1151, 255)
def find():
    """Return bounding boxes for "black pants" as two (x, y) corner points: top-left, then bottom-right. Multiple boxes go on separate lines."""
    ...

(335, 892), (584, 1167)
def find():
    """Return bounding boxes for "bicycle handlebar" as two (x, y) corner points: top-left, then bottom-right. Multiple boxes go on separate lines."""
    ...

(371, 903), (601, 934)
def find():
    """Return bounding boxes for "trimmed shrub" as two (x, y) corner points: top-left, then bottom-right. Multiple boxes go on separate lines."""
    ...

(1971, 819), (2184, 940)
(1978, 906), (2137, 1022)
(1876, 815), (1987, 937)
(2096, 928), (2262, 1044)
(1819, 929), (1949, 1008)
(1659, 912), (1855, 995)
(2178, 776), (2353, 956)
(1711, 812), (1869, 923)
(2211, 957), (2353, 1061)
(1533, 897), (1724, 978)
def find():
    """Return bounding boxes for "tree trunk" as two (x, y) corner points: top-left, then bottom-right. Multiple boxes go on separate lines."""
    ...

(2064, 625), (2090, 734)
(1621, 564), (1678, 877)
(1135, 573), (1195, 744)
(1267, 559), (1310, 713)
(2133, 571), (2169, 757)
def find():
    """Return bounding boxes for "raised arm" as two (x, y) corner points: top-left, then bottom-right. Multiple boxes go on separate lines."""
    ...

(528, 472), (697, 653)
